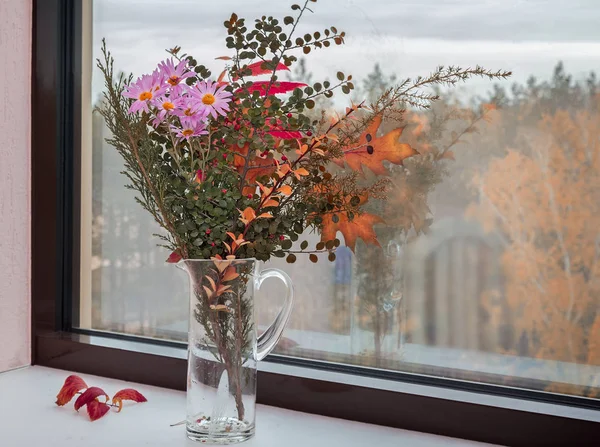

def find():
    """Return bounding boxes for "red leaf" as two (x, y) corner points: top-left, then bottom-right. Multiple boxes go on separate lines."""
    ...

(111, 388), (148, 412)
(55, 375), (88, 406)
(234, 60), (290, 80)
(236, 81), (307, 96)
(166, 251), (182, 263)
(74, 386), (109, 412)
(86, 400), (110, 421)
(268, 130), (303, 139)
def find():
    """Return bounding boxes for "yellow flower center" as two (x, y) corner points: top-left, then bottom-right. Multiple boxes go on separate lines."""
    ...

(182, 129), (194, 137)
(168, 76), (180, 86)
(162, 101), (175, 111)
(184, 108), (194, 116)
(139, 91), (153, 101)
(202, 93), (216, 105)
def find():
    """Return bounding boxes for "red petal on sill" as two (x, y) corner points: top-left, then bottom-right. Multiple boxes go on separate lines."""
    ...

(55, 375), (88, 406)
(74, 386), (109, 412)
(86, 400), (111, 421)
(111, 388), (148, 412)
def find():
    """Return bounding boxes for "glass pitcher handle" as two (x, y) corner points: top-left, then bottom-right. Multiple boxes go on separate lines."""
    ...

(255, 268), (294, 361)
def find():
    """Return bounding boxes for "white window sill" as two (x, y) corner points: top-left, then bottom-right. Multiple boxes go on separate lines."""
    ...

(0, 366), (495, 447)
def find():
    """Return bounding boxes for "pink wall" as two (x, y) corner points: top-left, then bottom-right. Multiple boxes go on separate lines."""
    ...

(0, 0), (31, 372)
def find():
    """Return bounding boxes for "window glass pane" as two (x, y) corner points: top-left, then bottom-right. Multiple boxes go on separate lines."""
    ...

(80, 0), (600, 399)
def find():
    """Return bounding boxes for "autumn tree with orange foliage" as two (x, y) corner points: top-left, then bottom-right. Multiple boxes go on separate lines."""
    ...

(470, 73), (600, 396)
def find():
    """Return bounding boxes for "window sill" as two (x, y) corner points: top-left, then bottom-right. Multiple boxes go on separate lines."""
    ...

(0, 366), (489, 447)
(32, 331), (600, 446)
(38, 330), (600, 421)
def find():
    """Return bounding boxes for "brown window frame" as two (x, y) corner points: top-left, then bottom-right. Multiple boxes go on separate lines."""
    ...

(31, 1), (599, 445)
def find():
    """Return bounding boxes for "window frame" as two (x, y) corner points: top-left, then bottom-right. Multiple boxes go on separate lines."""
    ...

(31, 1), (599, 445)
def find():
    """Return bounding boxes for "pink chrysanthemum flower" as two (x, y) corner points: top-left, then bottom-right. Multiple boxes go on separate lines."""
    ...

(123, 72), (166, 114)
(173, 97), (204, 122)
(174, 117), (208, 140)
(158, 58), (194, 95)
(151, 95), (183, 126)
(191, 81), (232, 119)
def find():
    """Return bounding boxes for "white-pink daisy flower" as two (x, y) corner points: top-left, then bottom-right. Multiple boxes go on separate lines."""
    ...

(151, 95), (183, 126)
(191, 81), (232, 119)
(158, 58), (194, 95)
(123, 72), (166, 114)
(173, 97), (204, 122)
(173, 117), (208, 141)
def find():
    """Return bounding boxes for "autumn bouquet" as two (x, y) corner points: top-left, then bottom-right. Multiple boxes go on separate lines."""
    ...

(97, 0), (509, 440)
(97, 6), (510, 264)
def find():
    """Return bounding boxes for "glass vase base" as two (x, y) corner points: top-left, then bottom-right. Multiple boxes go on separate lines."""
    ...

(186, 418), (255, 444)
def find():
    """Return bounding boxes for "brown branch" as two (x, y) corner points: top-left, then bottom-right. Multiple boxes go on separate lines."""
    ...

(126, 128), (188, 258)
(440, 109), (487, 156)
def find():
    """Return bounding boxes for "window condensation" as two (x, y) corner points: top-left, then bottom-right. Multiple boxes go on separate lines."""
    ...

(80, 0), (600, 400)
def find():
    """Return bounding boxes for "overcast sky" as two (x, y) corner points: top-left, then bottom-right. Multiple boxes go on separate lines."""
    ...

(91, 0), (600, 100)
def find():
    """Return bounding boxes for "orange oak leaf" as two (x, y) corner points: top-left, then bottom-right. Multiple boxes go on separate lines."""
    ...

(74, 386), (109, 412)
(334, 114), (418, 176)
(55, 375), (88, 406)
(318, 192), (383, 252)
(111, 389), (147, 413)
(86, 400), (111, 421)
(321, 211), (383, 252)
